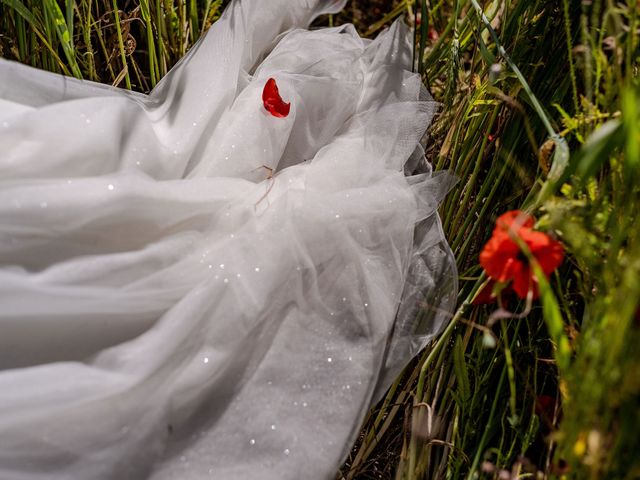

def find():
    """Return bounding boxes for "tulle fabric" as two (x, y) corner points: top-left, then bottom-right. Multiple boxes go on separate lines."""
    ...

(0, 1), (457, 478)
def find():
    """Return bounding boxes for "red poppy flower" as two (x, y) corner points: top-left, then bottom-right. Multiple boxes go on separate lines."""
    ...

(262, 78), (290, 118)
(479, 210), (564, 299)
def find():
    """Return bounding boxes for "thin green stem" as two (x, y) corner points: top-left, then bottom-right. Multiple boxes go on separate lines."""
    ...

(111, 0), (132, 89)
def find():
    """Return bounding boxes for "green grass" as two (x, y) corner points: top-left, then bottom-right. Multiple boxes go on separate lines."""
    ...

(1, 1), (639, 478)
(342, 1), (640, 479)
(0, 0), (230, 89)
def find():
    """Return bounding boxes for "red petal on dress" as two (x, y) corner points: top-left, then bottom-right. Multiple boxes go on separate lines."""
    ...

(262, 78), (291, 118)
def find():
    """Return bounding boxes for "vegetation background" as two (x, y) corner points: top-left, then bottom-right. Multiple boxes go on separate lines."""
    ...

(1, 0), (638, 478)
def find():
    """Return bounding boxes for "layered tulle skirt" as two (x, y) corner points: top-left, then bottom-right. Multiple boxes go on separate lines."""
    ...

(0, 1), (457, 478)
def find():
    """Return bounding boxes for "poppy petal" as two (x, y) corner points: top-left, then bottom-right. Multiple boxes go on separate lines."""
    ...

(522, 230), (565, 275)
(472, 279), (513, 305)
(262, 78), (291, 118)
(479, 234), (522, 282)
(511, 265), (540, 299)
(494, 210), (535, 236)
(472, 279), (499, 305)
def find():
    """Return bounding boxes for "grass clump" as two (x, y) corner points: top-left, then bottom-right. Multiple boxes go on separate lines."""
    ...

(342, 1), (639, 479)
(0, 0), (230, 89)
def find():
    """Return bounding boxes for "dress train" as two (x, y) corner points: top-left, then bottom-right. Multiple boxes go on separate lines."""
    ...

(0, 1), (457, 478)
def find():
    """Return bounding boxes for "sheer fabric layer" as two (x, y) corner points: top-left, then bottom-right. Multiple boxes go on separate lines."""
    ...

(0, 0), (457, 478)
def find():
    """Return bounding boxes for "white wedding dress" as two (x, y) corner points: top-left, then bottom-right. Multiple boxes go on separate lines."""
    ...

(0, 1), (457, 478)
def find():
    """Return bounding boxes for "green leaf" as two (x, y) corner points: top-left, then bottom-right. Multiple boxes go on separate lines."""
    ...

(0, 0), (72, 76)
(622, 88), (640, 174)
(42, 0), (82, 78)
(533, 264), (571, 371)
(571, 120), (624, 183)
